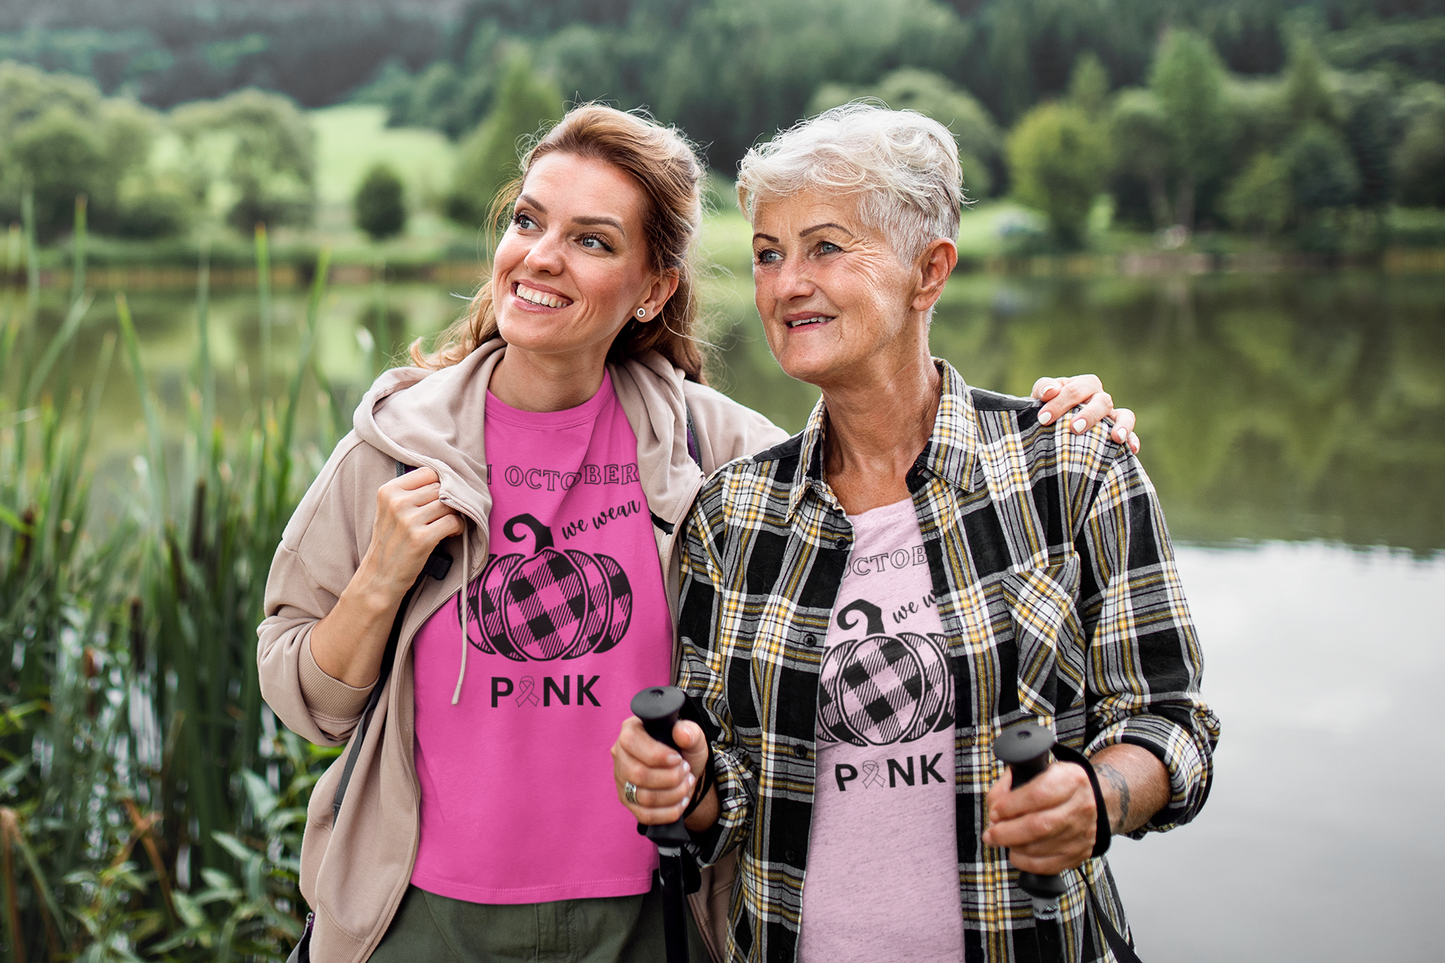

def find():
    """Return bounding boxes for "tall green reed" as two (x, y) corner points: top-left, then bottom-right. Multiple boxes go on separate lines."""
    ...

(2, 198), (343, 961)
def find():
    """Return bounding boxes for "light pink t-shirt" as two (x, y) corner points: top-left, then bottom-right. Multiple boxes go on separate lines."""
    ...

(410, 372), (673, 903)
(800, 498), (965, 962)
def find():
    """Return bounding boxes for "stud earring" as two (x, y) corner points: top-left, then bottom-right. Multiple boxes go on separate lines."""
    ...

(636, 308), (647, 318)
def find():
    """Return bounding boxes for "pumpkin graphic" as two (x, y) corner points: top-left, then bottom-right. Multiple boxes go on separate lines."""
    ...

(817, 599), (953, 747)
(462, 513), (633, 662)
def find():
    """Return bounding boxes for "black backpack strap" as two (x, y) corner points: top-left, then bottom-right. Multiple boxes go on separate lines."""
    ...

(685, 402), (702, 470)
(1083, 868), (1146, 963)
(652, 403), (705, 536)
(331, 461), (452, 824)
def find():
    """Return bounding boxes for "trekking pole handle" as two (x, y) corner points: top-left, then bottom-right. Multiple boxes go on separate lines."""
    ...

(993, 722), (1068, 901)
(631, 686), (691, 845)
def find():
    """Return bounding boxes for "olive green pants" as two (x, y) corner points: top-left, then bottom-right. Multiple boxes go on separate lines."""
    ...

(368, 879), (710, 963)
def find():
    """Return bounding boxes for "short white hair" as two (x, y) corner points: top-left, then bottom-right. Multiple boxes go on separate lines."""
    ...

(736, 103), (963, 264)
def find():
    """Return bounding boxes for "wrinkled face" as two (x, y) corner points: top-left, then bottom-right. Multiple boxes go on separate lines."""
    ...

(490, 152), (667, 369)
(750, 190), (924, 391)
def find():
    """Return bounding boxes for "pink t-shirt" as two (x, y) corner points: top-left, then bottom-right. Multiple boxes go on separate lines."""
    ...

(799, 498), (965, 962)
(410, 372), (673, 903)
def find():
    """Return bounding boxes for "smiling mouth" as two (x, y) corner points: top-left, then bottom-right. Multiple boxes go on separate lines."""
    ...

(786, 315), (832, 328)
(515, 283), (573, 308)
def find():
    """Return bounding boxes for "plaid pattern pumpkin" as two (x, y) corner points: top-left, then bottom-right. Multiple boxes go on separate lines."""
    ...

(817, 599), (953, 747)
(465, 513), (633, 661)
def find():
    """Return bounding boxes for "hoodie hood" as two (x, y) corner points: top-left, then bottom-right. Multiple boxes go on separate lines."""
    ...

(353, 340), (506, 529)
(354, 337), (707, 533)
(608, 348), (706, 532)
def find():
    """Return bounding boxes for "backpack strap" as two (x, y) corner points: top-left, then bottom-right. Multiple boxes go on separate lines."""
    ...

(685, 401), (702, 470)
(331, 461), (452, 824)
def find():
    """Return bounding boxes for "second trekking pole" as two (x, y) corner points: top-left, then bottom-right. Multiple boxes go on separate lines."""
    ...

(631, 685), (694, 963)
(993, 722), (1068, 963)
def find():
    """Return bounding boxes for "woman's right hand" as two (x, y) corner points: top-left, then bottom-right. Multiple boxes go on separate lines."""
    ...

(310, 467), (464, 687)
(358, 467), (466, 600)
(612, 715), (718, 831)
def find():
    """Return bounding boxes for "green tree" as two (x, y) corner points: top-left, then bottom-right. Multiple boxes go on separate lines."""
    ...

(653, 0), (971, 169)
(1068, 52), (1111, 119)
(7, 106), (106, 237)
(1282, 37), (1338, 128)
(1150, 30), (1231, 231)
(1394, 82), (1445, 208)
(1284, 121), (1360, 212)
(1007, 102), (1110, 248)
(0, 61), (179, 240)
(1108, 89), (1174, 228)
(1336, 71), (1400, 210)
(172, 88), (317, 233)
(447, 53), (564, 227)
(1222, 152), (1291, 236)
(810, 68), (1002, 199)
(354, 163), (408, 241)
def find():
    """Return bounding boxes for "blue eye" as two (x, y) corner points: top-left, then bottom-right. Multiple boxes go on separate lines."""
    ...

(513, 212), (537, 230)
(755, 249), (781, 264)
(580, 235), (611, 251)
(818, 241), (841, 254)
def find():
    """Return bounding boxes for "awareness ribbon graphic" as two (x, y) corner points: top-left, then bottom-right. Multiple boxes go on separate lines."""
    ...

(861, 760), (885, 788)
(515, 676), (540, 707)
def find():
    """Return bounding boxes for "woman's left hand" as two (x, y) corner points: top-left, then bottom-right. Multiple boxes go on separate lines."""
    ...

(1032, 375), (1140, 454)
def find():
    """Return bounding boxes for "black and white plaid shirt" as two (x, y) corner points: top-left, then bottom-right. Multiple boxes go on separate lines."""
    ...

(679, 360), (1220, 963)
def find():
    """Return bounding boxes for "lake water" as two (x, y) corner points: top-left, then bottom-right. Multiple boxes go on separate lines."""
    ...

(10, 267), (1445, 959)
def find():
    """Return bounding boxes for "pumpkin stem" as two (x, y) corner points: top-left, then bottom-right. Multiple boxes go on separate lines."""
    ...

(837, 599), (884, 635)
(503, 513), (554, 552)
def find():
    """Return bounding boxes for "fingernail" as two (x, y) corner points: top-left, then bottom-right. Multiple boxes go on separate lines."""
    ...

(1038, 410), (1053, 425)
(1072, 417), (1087, 434)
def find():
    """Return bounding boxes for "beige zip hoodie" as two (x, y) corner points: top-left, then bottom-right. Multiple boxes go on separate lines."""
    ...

(257, 339), (785, 963)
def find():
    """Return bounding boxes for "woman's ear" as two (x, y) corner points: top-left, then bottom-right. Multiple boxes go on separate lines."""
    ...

(638, 270), (682, 322)
(911, 239), (957, 313)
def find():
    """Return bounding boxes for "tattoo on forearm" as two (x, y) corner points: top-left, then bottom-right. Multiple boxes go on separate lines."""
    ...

(1096, 763), (1131, 833)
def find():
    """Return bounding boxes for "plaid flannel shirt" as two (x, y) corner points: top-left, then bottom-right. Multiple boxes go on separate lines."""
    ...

(677, 360), (1220, 963)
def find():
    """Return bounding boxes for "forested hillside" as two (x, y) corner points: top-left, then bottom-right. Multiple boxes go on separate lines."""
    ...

(4, 0), (1445, 162)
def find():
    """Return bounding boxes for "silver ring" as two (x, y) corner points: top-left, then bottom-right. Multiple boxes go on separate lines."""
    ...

(624, 781), (638, 805)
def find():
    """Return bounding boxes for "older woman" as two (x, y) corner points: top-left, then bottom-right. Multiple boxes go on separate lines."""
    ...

(260, 103), (1130, 963)
(615, 105), (1220, 963)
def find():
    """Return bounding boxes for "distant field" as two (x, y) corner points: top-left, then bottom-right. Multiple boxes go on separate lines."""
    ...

(311, 104), (456, 208)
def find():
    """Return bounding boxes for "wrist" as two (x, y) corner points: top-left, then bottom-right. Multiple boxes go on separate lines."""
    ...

(347, 552), (414, 617)
(1049, 742), (1111, 858)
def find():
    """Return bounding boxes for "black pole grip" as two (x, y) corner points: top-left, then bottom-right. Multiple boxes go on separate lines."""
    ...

(631, 686), (691, 846)
(632, 685), (686, 750)
(993, 722), (1068, 900)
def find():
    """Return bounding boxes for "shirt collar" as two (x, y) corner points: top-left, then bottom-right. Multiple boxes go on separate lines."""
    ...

(785, 358), (979, 521)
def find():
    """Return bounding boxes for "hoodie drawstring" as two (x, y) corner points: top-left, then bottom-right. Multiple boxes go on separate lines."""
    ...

(452, 520), (470, 705)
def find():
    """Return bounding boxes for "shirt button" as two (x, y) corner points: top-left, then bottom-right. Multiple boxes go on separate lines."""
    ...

(803, 634), (816, 646)
(794, 743), (809, 759)
(785, 849), (798, 862)
(834, 537), (847, 550)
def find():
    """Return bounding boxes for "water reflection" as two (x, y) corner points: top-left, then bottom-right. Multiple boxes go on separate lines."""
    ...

(713, 272), (1445, 555)
(1110, 543), (1445, 962)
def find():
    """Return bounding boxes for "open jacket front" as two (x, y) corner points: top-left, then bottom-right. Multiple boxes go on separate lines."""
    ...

(256, 339), (785, 963)
(677, 360), (1221, 963)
